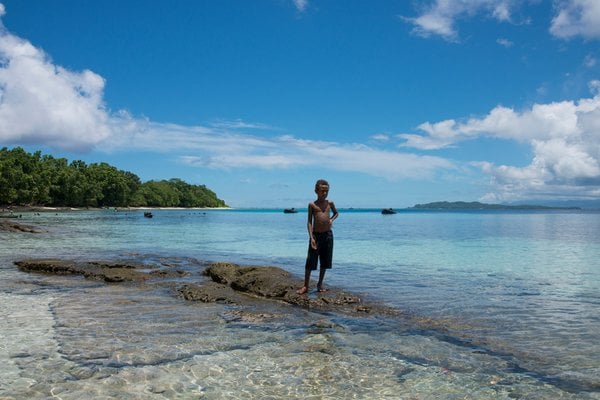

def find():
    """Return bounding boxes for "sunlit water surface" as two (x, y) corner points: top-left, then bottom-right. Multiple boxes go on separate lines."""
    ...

(1, 209), (599, 399)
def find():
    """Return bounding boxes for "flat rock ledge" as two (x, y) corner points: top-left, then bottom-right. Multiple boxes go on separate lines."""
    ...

(15, 259), (187, 283)
(15, 259), (399, 316)
(0, 220), (45, 233)
(179, 262), (393, 315)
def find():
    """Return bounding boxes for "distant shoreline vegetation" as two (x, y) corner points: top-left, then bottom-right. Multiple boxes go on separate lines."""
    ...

(409, 201), (581, 210)
(0, 147), (227, 208)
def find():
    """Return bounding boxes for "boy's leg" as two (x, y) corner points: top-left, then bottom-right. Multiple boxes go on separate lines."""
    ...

(317, 268), (327, 292)
(299, 238), (319, 294)
(317, 231), (333, 292)
(297, 268), (311, 294)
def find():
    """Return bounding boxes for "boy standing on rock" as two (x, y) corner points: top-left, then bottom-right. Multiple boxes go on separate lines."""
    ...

(297, 179), (338, 294)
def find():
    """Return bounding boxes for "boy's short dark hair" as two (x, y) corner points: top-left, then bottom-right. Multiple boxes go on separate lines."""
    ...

(315, 179), (329, 190)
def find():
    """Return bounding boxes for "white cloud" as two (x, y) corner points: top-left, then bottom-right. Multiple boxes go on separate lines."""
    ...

(550, 0), (600, 40)
(0, 24), (111, 151)
(401, 91), (600, 200)
(405, 1), (600, 42)
(276, 137), (454, 179)
(497, 38), (514, 47)
(491, 2), (512, 21)
(403, 0), (517, 41)
(400, 99), (585, 150)
(293, 0), (308, 13)
(135, 128), (454, 180)
(209, 119), (274, 130)
(371, 133), (390, 142)
(90, 105), (456, 180)
(583, 54), (597, 67)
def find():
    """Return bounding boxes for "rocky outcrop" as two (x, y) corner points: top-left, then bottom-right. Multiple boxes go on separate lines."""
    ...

(15, 258), (398, 316)
(15, 259), (187, 283)
(183, 262), (389, 315)
(0, 220), (45, 233)
(204, 262), (295, 298)
(179, 281), (243, 303)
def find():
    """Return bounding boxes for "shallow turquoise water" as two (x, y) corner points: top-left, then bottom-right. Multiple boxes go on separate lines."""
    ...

(1, 208), (599, 398)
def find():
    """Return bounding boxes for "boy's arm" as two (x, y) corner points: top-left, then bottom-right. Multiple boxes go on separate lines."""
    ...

(307, 203), (317, 249)
(307, 202), (314, 237)
(329, 201), (339, 223)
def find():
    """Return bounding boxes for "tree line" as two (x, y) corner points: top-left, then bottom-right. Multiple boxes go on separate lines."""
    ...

(0, 147), (227, 208)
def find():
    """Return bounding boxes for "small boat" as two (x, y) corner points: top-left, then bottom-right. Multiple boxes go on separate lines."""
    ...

(143, 211), (153, 218)
(283, 208), (298, 214)
(381, 208), (397, 215)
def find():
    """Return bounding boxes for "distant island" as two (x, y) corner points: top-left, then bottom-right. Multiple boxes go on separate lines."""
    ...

(409, 201), (581, 210)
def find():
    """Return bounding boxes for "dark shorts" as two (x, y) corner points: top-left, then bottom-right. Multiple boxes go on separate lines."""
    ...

(305, 231), (333, 271)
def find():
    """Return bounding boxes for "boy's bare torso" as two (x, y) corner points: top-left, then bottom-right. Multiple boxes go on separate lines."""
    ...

(310, 200), (332, 232)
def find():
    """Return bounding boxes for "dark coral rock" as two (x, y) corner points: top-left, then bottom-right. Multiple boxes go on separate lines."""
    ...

(15, 259), (166, 283)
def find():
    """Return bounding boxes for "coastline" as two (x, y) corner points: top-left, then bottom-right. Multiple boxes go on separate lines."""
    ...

(1, 205), (232, 213)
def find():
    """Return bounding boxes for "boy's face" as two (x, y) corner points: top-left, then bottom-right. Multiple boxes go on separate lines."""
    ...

(315, 184), (329, 199)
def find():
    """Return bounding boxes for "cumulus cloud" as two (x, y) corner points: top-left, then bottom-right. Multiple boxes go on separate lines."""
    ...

(403, 0), (517, 41)
(0, 22), (111, 151)
(550, 0), (600, 40)
(405, 0), (600, 42)
(399, 99), (585, 149)
(400, 92), (600, 200)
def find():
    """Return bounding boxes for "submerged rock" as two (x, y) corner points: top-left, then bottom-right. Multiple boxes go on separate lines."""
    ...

(0, 220), (45, 233)
(15, 258), (398, 317)
(178, 282), (241, 303)
(15, 259), (187, 283)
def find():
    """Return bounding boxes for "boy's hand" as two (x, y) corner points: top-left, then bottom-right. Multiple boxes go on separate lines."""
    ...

(310, 237), (317, 250)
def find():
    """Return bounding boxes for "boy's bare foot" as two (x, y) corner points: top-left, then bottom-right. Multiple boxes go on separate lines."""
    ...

(317, 286), (326, 292)
(296, 286), (308, 294)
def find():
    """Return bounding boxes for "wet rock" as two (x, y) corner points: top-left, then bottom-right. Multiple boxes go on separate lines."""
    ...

(14, 259), (186, 283)
(199, 262), (381, 316)
(203, 262), (240, 285)
(205, 263), (295, 298)
(0, 220), (45, 233)
(178, 282), (239, 303)
(15, 258), (400, 318)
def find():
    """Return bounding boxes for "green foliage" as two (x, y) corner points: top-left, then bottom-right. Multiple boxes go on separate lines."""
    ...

(0, 147), (227, 208)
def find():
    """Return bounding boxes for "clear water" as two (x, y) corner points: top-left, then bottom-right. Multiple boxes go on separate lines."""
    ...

(1, 208), (599, 399)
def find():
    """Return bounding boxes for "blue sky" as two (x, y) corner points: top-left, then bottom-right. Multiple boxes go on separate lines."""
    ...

(0, 1), (599, 208)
